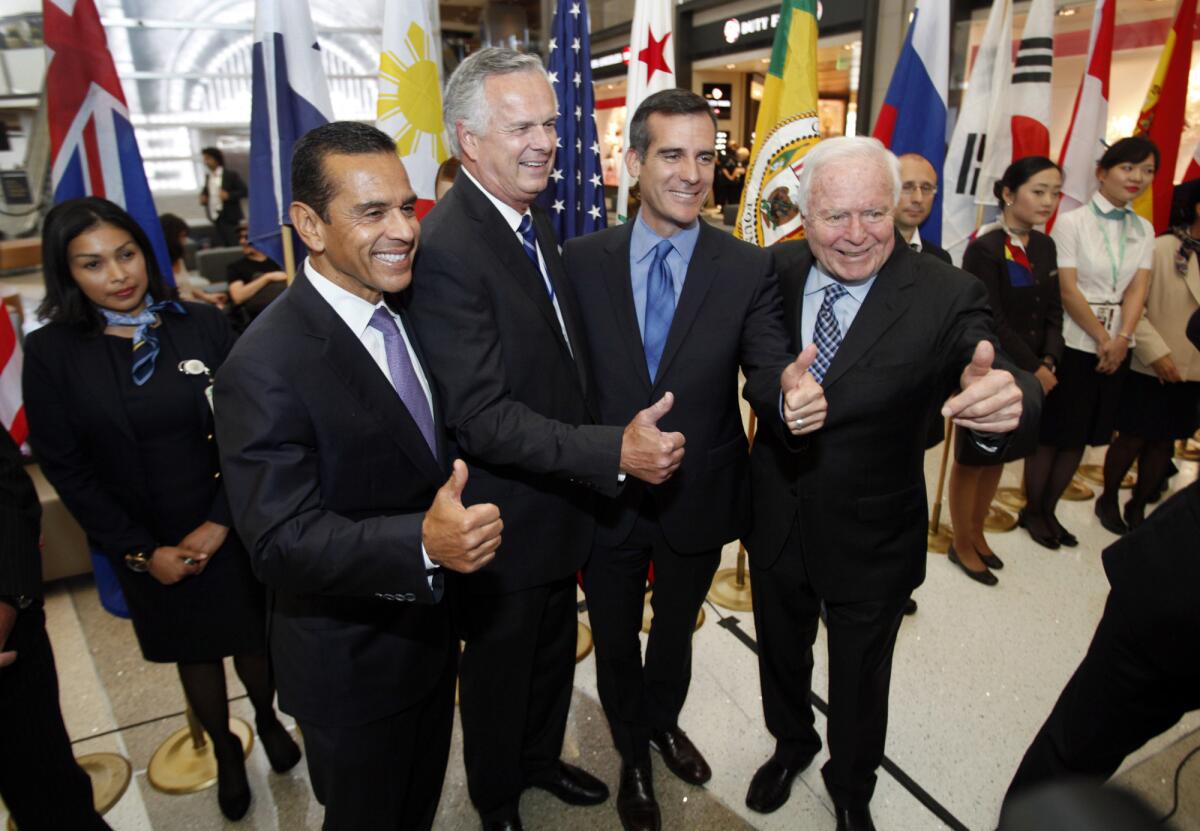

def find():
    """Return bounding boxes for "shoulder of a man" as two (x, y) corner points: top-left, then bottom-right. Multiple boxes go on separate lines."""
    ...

(768, 239), (811, 275)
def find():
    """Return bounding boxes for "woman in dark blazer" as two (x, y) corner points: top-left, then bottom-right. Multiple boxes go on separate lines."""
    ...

(22, 198), (298, 820)
(950, 157), (1066, 581)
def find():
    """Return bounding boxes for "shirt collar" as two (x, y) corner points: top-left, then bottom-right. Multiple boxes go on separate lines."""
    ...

(1091, 190), (1129, 216)
(908, 226), (923, 251)
(304, 258), (394, 339)
(630, 212), (701, 265)
(804, 260), (877, 301)
(461, 166), (530, 233)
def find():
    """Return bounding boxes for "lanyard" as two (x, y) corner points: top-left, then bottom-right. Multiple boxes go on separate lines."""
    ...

(1089, 201), (1127, 294)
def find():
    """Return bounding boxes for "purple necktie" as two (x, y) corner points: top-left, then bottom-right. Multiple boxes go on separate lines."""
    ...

(367, 307), (437, 455)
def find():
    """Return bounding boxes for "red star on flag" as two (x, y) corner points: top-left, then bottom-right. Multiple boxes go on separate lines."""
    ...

(638, 27), (672, 82)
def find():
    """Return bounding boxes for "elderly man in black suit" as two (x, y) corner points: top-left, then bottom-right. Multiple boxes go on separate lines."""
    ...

(742, 136), (1041, 831)
(215, 121), (503, 831)
(408, 48), (686, 831)
(564, 88), (822, 831)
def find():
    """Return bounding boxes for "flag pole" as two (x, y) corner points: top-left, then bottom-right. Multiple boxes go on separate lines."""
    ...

(927, 418), (953, 553)
(281, 224), (296, 284)
(707, 410), (757, 611)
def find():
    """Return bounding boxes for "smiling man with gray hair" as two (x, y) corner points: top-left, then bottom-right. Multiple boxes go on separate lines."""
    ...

(740, 136), (1042, 830)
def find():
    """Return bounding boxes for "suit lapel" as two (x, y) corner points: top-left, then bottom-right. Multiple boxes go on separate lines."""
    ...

(653, 223), (720, 388)
(601, 223), (652, 390)
(533, 209), (589, 394)
(820, 243), (915, 391)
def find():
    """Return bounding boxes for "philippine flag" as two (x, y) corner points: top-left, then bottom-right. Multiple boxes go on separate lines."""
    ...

(248, 0), (334, 270)
(872, 0), (949, 245)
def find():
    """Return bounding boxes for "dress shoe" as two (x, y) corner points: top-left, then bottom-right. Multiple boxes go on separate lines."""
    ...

(948, 545), (998, 586)
(979, 551), (1004, 569)
(617, 763), (660, 831)
(214, 736), (251, 820)
(1094, 500), (1128, 536)
(1056, 526), (1079, 547)
(1124, 502), (1145, 531)
(482, 814), (523, 831)
(650, 727), (711, 785)
(1018, 510), (1060, 550)
(835, 805), (877, 831)
(257, 717), (302, 773)
(745, 753), (813, 814)
(529, 761), (608, 805)
(903, 597), (917, 616)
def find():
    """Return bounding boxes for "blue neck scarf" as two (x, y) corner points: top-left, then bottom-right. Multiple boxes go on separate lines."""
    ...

(100, 295), (187, 386)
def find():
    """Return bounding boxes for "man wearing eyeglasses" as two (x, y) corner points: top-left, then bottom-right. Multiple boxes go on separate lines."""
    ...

(895, 153), (951, 264)
(741, 136), (1041, 831)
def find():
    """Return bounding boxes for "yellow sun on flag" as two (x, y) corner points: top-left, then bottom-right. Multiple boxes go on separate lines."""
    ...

(378, 22), (448, 163)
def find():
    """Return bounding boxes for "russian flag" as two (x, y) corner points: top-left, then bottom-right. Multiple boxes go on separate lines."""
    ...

(44, 0), (173, 283)
(872, 0), (949, 246)
(248, 0), (334, 269)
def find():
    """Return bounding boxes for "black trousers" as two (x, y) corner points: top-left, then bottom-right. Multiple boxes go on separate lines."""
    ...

(750, 520), (907, 811)
(0, 607), (110, 830)
(1006, 591), (1200, 803)
(458, 576), (577, 820)
(582, 513), (720, 764)
(213, 216), (240, 248)
(298, 647), (456, 831)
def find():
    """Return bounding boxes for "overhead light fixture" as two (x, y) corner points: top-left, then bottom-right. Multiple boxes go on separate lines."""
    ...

(726, 63), (736, 69)
(1056, 6), (1077, 15)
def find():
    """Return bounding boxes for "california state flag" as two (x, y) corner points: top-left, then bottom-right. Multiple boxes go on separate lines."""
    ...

(377, 0), (449, 218)
(616, 0), (675, 223)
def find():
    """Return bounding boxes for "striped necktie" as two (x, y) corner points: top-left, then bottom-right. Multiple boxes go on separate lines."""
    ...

(811, 284), (848, 384)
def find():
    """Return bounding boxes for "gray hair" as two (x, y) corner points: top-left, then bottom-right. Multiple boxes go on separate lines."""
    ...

(796, 136), (901, 216)
(442, 48), (552, 157)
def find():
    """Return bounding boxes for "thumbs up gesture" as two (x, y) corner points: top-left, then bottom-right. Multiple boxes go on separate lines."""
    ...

(941, 340), (1023, 433)
(620, 392), (686, 484)
(781, 344), (828, 436)
(422, 460), (503, 574)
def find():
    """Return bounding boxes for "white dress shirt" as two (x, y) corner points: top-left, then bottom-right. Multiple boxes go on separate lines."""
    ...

(1051, 192), (1154, 354)
(206, 166), (224, 214)
(304, 258), (438, 581)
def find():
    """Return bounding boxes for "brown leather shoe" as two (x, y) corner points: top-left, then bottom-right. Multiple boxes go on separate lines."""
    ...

(617, 763), (661, 831)
(650, 727), (711, 785)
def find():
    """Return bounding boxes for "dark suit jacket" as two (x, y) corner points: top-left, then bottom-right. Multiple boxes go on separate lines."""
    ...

(918, 240), (952, 265)
(564, 220), (792, 552)
(22, 305), (234, 560)
(0, 429), (41, 600)
(962, 228), (1065, 373)
(202, 169), (247, 225)
(408, 173), (623, 594)
(744, 239), (1042, 602)
(214, 270), (452, 726)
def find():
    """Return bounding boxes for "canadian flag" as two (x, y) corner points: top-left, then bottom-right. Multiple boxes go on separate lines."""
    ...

(1053, 0), (1115, 226)
(0, 304), (26, 446)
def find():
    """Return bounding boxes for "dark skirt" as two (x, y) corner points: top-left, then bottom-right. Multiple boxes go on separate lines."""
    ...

(1039, 347), (1132, 448)
(1116, 371), (1200, 441)
(953, 421), (1032, 466)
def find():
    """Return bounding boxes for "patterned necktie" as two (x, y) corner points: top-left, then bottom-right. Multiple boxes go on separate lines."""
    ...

(517, 214), (554, 300)
(367, 307), (437, 455)
(643, 238), (676, 381)
(811, 283), (849, 384)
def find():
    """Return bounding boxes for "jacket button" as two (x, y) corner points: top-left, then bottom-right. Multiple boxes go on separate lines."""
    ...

(207, 434), (214, 441)
(213, 471), (221, 480)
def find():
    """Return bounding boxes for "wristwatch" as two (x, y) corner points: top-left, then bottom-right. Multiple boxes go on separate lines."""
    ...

(1041, 356), (1057, 374)
(124, 550), (152, 573)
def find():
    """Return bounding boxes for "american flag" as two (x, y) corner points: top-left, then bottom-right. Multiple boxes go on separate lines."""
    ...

(540, 0), (607, 241)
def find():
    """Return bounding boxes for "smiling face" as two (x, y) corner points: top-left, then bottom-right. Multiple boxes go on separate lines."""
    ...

(459, 70), (557, 212)
(1004, 167), (1063, 231)
(804, 161), (896, 283)
(290, 151), (420, 303)
(67, 222), (150, 315)
(627, 111), (716, 237)
(1097, 154), (1156, 208)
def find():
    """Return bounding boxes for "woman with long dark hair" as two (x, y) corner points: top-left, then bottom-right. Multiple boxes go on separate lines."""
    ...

(22, 197), (299, 821)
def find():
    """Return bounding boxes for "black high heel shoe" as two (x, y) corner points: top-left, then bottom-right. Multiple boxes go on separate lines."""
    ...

(948, 545), (998, 586)
(1018, 510), (1060, 550)
(257, 718), (302, 773)
(1123, 502), (1145, 531)
(214, 735), (251, 820)
(1094, 500), (1128, 536)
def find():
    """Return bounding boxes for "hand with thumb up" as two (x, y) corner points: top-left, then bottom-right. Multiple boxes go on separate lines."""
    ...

(941, 340), (1023, 433)
(422, 460), (503, 574)
(620, 392), (686, 484)
(781, 344), (827, 436)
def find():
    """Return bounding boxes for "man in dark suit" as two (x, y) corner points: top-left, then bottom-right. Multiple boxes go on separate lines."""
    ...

(0, 428), (110, 829)
(408, 48), (685, 830)
(199, 147), (247, 246)
(214, 121), (503, 831)
(895, 153), (951, 265)
(564, 89), (822, 831)
(741, 136), (1040, 831)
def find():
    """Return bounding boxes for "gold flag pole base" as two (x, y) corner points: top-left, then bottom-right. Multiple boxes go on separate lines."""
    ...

(7, 753), (132, 831)
(707, 544), (754, 612)
(1077, 464), (1135, 488)
(147, 707), (254, 795)
(1061, 477), (1095, 501)
(1176, 437), (1200, 461)
(983, 505), (1017, 532)
(642, 592), (705, 634)
(575, 622), (594, 663)
(927, 522), (953, 554)
(995, 486), (1027, 511)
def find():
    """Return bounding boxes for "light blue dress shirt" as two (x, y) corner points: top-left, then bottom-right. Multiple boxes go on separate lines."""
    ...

(799, 263), (877, 349)
(629, 214), (701, 338)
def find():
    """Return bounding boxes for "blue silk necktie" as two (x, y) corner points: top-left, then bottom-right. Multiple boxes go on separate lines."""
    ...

(643, 239), (676, 382)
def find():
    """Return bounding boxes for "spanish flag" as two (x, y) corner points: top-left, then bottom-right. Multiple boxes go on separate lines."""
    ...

(734, 0), (821, 247)
(1132, 0), (1195, 234)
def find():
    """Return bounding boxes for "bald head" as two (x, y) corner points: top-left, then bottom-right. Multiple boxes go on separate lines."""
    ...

(896, 153), (938, 240)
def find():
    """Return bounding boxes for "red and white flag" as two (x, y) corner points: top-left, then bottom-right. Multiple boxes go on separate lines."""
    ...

(1053, 0), (1115, 224)
(1010, 0), (1054, 160)
(976, 0), (1014, 211)
(616, 0), (675, 222)
(1184, 140), (1200, 184)
(0, 305), (26, 446)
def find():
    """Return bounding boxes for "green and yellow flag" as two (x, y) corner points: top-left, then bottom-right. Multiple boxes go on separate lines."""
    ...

(734, 0), (821, 247)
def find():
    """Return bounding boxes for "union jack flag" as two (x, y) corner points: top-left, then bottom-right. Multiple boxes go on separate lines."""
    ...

(45, 0), (172, 282)
(539, 0), (607, 242)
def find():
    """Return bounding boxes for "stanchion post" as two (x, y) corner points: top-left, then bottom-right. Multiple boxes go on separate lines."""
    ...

(927, 419), (953, 553)
(707, 410), (758, 611)
(281, 224), (296, 284)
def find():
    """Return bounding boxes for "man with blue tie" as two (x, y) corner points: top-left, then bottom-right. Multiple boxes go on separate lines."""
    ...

(564, 89), (824, 831)
(214, 122), (503, 830)
(741, 136), (1041, 831)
